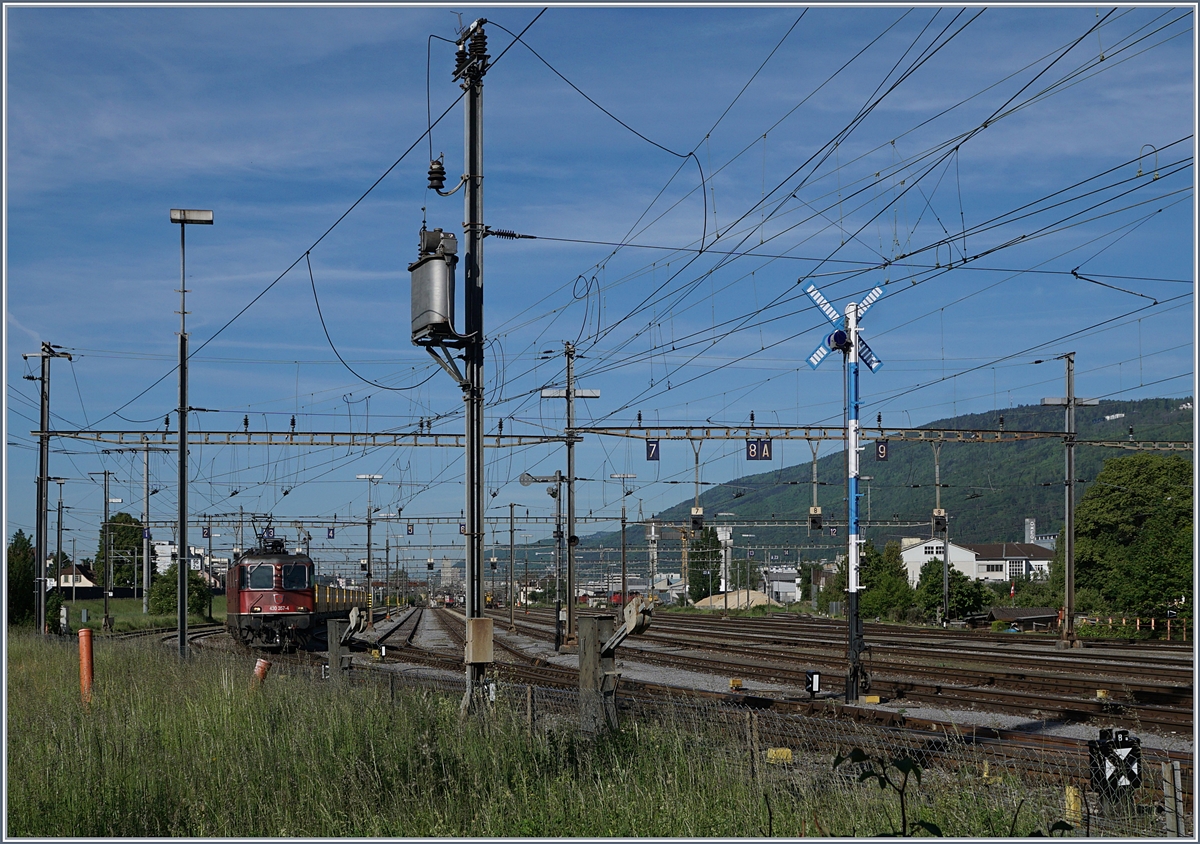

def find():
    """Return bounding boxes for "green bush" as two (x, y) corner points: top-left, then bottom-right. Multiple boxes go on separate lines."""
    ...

(148, 564), (209, 617)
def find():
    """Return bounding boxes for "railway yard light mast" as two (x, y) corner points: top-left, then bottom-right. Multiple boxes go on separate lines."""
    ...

(610, 474), (636, 607)
(356, 474), (383, 628)
(170, 208), (212, 659)
(520, 533), (533, 613)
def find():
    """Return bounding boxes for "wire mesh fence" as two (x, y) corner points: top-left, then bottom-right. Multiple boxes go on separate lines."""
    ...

(236, 643), (1190, 838)
(366, 661), (1188, 838)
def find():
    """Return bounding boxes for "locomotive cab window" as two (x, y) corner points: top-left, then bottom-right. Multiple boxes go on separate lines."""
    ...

(282, 563), (309, 590)
(243, 564), (275, 590)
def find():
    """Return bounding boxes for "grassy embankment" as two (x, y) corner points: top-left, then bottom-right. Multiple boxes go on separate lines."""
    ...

(57, 595), (225, 633)
(8, 631), (1093, 837)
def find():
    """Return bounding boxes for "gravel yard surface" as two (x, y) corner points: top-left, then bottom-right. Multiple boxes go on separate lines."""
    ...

(379, 610), (1194, 754)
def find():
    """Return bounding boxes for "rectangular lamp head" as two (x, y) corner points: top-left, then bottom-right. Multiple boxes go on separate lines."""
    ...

(170, 209), (213, 225)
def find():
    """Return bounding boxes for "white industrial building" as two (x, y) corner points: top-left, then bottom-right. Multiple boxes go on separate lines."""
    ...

(899, 538), (1054, 587)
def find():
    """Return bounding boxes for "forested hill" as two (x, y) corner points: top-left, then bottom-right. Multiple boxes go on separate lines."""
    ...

(585, 397), (1192, 552)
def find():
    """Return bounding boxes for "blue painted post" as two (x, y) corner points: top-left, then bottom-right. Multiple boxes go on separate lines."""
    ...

(844, 302), (865, 703)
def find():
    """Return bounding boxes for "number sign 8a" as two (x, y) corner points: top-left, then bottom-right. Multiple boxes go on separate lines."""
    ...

(746, 439), (773, 461)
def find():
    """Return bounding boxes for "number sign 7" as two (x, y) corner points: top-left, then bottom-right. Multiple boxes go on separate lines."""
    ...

(646, 439), (660, 461)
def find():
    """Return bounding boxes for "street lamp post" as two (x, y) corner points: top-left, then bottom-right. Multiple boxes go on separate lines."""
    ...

(520, 533), (532, 613)
(610, 474), (636, 607)
(356, 474), (382, 628)
(51, 478), (66, 612)
(170, 208), (212, 659)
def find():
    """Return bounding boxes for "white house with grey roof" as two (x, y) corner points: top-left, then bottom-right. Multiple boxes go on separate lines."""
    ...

(899, 538), (1055, 587)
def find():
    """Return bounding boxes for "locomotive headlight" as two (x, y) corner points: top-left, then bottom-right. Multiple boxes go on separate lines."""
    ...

(251, 607), (262, 613)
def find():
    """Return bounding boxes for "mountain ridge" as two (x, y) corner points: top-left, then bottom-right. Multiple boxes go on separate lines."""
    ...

(579, 396), (1193, 558)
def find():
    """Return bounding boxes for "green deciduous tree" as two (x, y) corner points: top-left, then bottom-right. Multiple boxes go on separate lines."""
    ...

(1069, 453), (1192, 617)
(816, 558), (847, 614)
(148, 563), (210, 618)
(914, 559), (990, 620)
(7, 530), (35, 626)
(687, 528), (722, 602)
(860, 540), (915, 621)
(94, 512), (145, 590)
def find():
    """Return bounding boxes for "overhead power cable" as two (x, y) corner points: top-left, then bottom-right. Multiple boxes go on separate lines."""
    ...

(87, 9), (546, 430)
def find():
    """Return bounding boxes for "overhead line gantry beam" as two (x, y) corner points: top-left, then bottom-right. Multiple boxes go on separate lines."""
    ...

(33, 430), (568, 448)
(573, 426), (1191, 449)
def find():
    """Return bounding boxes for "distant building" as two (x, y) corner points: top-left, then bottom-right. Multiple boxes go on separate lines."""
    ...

(959, 543), (1054, 582)
(59, 563), (98, 589)
(986, 606), (1060, 632)
(899, 538), (1054, 586)
(761, 566), (799, 604)
(898, 538), (979, 587)
(151, 541), (203, 574)
(1023, 518), (1057, 551)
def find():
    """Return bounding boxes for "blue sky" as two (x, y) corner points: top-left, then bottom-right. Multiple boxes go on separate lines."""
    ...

(4, 5), (1195, 576)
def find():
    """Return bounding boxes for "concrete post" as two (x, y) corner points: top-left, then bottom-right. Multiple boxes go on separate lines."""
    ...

(327, 619), (351, 684)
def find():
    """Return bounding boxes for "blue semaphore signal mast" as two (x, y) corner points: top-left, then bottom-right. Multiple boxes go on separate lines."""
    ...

(805, 282), (884, 703)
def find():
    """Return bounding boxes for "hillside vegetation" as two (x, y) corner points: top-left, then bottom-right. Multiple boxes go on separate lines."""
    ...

(585, 397), (1192, 554)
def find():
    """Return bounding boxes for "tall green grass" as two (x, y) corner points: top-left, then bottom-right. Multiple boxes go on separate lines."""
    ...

(6, 631), (1155, 837)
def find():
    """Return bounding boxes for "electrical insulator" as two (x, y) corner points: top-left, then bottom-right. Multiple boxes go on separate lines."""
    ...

(808, 506), (823, 532)
(454, 46), (469, 77)
(469, 29), (488, 64)
(427, 159), (446, 192)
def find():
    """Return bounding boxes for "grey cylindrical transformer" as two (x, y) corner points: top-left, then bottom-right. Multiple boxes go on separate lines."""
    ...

(409, 229), (458, 342)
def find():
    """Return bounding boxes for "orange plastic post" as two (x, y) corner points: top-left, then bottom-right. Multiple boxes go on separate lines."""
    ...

(252, 658), (272, 685)
(78, 628), (94, 705)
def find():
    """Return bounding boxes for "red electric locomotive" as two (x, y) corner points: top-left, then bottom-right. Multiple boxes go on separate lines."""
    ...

(226, 538), (366, 649)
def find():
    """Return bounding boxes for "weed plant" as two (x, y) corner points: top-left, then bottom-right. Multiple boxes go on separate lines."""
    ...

(6, 631), (1164, 837)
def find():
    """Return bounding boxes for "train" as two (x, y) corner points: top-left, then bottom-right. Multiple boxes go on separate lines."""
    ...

(226, 539), (367, 650)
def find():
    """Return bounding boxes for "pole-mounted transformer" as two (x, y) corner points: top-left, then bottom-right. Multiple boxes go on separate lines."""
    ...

(409, 228), (459, 345)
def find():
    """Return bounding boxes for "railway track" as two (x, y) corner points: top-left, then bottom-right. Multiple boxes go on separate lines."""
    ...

(485, 608), (1193, 734)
